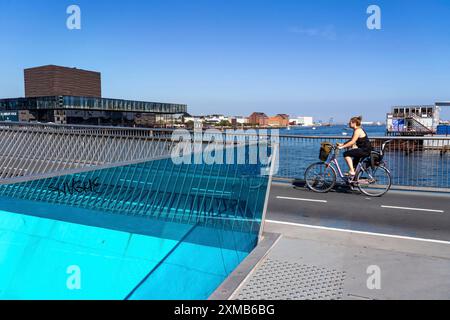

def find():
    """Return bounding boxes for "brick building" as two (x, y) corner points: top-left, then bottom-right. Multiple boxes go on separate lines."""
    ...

(267, 114), (290, 127)
(248, 112), (269, 126)
(24, 65), (101, 98)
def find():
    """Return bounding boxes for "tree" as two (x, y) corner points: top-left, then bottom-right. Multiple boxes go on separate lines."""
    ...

(185, 120), (194, 129)
(217, 120), (231, 127)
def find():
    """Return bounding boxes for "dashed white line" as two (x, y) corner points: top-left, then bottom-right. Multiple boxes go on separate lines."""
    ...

(381, 205), (444, 213)
(276, 196), (327, 203)
(265, 220), (450, 245)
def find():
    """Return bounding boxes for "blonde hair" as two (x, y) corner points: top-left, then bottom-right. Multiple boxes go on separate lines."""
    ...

(350, 116), (363, 127)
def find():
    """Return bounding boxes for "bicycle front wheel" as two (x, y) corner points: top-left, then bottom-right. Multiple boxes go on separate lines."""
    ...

(305, 162), (337, 193)
(357, 165), (392, 197)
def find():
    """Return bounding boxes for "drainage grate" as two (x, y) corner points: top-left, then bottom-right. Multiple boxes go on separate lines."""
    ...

(235, 258), (346, 300)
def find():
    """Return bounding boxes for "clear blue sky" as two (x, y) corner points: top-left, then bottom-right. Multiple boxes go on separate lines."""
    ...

(1, 0), (450, 122)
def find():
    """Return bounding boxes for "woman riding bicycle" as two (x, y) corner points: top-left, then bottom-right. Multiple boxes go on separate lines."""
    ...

(337, 116), (372, 177)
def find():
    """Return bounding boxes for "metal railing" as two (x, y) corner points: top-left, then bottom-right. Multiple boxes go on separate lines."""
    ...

(162, 128), (450, 190)
(1, 122), (449, 191)
(273, 135), (450, 191)
(0, 122), (177, 183)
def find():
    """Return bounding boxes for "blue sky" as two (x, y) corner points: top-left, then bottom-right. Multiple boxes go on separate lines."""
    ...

(1, 0), (450, 121)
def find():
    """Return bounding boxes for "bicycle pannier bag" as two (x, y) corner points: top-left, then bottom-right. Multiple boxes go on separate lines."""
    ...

(370, 151), (383, 168)
(319, 142), (333, 161)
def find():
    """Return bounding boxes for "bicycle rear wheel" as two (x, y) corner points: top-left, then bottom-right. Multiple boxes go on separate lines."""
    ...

(356, 165), (392, 197)
(305, 162), (337, 193)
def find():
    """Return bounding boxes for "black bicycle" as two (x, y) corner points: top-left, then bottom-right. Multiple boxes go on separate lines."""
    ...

(305, 141), (392, 197)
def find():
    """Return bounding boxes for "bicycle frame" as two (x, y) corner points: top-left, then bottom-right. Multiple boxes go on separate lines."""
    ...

(324, 148), (363, 183)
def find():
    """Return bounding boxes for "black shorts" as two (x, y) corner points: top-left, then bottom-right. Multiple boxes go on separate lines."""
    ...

(343, 148), (371, 165)
(343, 148), (370, 159)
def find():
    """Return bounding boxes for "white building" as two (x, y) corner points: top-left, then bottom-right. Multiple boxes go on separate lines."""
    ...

(183, 116), (203, 123)
(202, 114), (231, 124)
(386, 105), (440, 134)
(290, 116), (314, 127)
(231, 116), (249, 125)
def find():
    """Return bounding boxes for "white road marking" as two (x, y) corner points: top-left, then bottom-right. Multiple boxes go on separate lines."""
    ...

(276, 196), (327, 203)
(381, 205), (444, 213)
(265, 220), (450, 245)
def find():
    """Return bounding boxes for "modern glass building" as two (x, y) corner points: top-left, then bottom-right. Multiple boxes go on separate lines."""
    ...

(0, 65), (187, 127)
(0, 96), (187, 127)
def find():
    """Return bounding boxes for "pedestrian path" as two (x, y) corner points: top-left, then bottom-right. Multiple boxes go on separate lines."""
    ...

(232, 221), (450, 300)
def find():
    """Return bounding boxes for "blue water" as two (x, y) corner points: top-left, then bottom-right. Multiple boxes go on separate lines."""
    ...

(279, 124), (387, 137)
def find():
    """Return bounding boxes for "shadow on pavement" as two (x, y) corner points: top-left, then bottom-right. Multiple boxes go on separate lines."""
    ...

(291, 179), (356, 195)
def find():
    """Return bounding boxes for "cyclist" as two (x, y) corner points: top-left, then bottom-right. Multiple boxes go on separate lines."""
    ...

(337, 116), (372, 177)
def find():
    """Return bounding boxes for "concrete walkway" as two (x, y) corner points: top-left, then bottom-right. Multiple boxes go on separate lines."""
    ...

(231, 183), (450, 300)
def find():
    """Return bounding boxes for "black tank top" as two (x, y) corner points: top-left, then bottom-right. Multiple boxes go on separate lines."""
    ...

(356, 129), (372, 152)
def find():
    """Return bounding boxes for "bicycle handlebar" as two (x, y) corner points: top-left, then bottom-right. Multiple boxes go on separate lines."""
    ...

(381, 140), (392, 156)
(333, 144), (340, 156)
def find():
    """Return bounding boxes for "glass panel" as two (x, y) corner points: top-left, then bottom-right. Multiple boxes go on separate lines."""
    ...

(0, 143), (272, 299)
(0, 97), (187, 114)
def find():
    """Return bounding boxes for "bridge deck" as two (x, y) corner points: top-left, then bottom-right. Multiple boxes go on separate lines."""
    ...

(228, 183), (450, 300)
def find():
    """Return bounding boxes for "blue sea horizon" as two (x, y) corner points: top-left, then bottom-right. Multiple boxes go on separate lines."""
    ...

(279, 124), (386, 137)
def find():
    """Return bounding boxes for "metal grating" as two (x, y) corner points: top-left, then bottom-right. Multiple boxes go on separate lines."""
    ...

(235, 258), (346, 300)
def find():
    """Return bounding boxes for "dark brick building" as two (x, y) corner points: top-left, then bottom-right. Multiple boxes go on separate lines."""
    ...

(24, 65), (102, 98)
(248, 112), (269, 126)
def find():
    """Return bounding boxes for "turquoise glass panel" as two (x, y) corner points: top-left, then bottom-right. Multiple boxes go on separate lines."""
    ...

(0, 144), (272, 299)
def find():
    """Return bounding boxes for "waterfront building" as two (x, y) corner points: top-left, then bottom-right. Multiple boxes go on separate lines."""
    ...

(290, 116), (314, 127)
(248, 112), (269, 126)
(183, 115), (204, 125)
(203, 114), (230, 124)
(267, 114), (290, 127)
(0, 65), (187, 127)
(230, 116), (249, 126)
(386, 104), (442, 135)
(24, 65), (101, 98)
